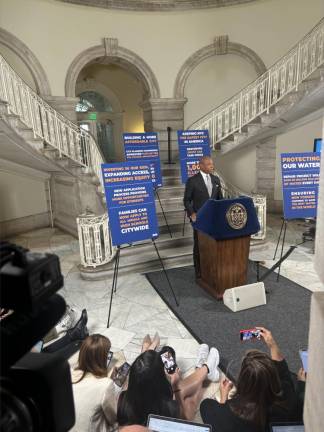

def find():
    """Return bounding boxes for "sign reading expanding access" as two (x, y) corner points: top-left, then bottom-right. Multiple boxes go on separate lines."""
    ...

(101, 162), (159, 246)
(281, 152), (321, 219)
(123, 132), (162, 188)
(177, 130), (211, 183)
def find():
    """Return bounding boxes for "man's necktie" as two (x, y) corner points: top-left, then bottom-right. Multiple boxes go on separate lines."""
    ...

(206, 174), (212, 197)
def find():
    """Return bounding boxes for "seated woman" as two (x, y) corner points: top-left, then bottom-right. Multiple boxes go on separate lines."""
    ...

(71, 334), (118, 432)
(200, 327), (298, 432)
(117, 344), (220, 427)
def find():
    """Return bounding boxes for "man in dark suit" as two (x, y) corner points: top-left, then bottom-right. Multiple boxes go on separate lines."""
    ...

(183, 156), (223, 278)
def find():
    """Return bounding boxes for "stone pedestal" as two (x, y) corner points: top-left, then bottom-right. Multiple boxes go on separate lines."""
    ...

(256, 137), (279, 213)
(45, 96), (79, 123)
(140, 98), (187, 161)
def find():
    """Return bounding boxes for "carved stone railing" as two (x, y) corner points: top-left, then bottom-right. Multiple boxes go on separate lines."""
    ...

(77, 212), (115, 268)
(0, 54), (115, 266)
(0, 54), (104, 188)
(190, 18), (324, 147)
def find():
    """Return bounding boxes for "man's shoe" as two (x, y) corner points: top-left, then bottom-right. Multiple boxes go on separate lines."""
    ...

(67, 309), (89, 341)
(206, 347), (220, 382)
(196, 343), (209, 368)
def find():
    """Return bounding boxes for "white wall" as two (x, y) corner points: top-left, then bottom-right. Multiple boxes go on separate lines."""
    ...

(0, 0), (322, 107)
(215, 144), (257, 193)
(0, 169), (48, 221)
(274, 117), (323, 201)
(184, 54), (258, 127)
(0, 43), (37, 91)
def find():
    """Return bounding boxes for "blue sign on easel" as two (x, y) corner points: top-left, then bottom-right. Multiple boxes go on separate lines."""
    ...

(123, 132), (162, 188)
(177, 130), (211, 183)
(101, 162), (159, 246)
(281, 152), (321, 219)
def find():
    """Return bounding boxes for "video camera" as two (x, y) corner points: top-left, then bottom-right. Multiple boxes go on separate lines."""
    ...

(0, 241), (75, 431)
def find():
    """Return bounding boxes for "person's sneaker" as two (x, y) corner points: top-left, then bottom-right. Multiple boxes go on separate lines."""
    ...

(206, 347), (220, 382)
(67, 309), (89, 341)
(196, 343), (209, 368)
(56, 305), (78, 334)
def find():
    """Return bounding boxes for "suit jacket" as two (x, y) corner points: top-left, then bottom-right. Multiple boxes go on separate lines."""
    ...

(183, 172), (223, 216)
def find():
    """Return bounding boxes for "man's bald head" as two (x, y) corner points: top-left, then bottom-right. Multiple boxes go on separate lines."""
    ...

(199, 156), (214, 174)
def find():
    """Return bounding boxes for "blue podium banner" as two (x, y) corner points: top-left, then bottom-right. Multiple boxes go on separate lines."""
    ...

(101, 162), (159, 246)
(281, 152), (321, 219)
(177, 130), (211, 183)
(123, 132), (162, 188)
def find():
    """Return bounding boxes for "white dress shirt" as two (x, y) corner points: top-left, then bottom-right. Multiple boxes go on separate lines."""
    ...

(200, 170), (212, 196)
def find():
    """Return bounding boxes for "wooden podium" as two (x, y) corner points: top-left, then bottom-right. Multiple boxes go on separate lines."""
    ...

(193, 197), (260, 300)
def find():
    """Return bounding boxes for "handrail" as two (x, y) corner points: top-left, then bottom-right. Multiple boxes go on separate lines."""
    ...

(0, 54), (105, 187)
(190, 18), (324, 146)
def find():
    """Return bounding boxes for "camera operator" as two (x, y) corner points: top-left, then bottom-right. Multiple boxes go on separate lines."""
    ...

(0, 241), (75, 432)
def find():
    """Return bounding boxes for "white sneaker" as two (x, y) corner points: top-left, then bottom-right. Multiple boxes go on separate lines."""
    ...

(206, 347), (220, 382)
(56, 305), (78, 334)
(196, 343), (209, 368)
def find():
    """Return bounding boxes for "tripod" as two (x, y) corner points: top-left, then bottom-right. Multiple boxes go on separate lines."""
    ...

(106, 238), (179, 328)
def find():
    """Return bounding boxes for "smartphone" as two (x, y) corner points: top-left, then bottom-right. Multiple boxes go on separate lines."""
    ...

(299, 349), (308, 372)
(107, 351), (113, 368)
(113, 362), (131, 387)
(240, 328), (261, 341)
(160, 352), (177, 374)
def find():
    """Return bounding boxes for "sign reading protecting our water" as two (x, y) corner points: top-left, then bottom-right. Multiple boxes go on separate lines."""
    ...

(177, 130), (211, 183)
(123, 132), (162, 188)
(101, 162), (159, 246)
(281, 152), (321, 219)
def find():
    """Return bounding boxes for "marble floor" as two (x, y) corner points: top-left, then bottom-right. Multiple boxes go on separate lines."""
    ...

(7, 214), (323, 420)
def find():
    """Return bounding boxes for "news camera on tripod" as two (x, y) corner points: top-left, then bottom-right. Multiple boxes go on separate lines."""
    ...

(0, 241), (75, 432)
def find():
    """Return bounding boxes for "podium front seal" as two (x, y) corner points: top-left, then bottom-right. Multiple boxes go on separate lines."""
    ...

(226, 203), (248, 230)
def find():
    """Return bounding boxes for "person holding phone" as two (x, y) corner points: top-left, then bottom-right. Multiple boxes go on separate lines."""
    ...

(117, 344), (220, 427)
(71, 334), (118, 431)
(200, 327), (299, 432)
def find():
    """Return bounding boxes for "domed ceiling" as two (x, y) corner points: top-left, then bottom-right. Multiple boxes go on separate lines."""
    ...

(57, 0), (259, 12)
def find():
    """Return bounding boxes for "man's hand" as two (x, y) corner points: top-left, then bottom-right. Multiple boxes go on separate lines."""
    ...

(297, 367), (307, 382)
(190, 213), (197, 222)
(219, 378), (233, 404)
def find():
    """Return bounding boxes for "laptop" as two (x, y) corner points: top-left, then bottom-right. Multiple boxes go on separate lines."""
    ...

(269, 422), (304, 432)
(147, 414), (211, 432)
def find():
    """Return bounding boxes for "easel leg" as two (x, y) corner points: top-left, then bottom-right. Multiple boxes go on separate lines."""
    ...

(273, 218), (285, 260)
(107, 246), (120, 328)
(155, 189), (172, 239)
(276, 221), (287, 282)
(182, 210), (186, 237)
(152, 239), (179, 306)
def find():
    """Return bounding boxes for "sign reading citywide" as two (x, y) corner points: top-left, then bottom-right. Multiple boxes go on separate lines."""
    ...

(177, 130), (211, 183)
(101, 162), (159, 246)
(123, 132), (162, 188)
(281, 152), (321, 219)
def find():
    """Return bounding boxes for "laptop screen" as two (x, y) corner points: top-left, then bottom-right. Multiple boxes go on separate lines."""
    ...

(270, 424), (304, 432)
(147, 415), (211, 432)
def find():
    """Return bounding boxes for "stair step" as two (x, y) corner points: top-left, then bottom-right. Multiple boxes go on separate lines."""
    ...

(80, 235), (193, 280)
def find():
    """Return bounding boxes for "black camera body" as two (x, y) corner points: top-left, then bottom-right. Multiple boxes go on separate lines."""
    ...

(0, 242), (75, 432)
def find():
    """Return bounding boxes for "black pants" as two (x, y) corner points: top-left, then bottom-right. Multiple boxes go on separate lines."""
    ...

(193, 229), (201, 278)
(43, 333), (82, 360)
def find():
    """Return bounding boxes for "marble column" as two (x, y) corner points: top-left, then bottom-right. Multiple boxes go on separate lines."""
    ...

(256, 136), (279, 213)
(140, 98), (187, 162)
(45, 96), (79, 123)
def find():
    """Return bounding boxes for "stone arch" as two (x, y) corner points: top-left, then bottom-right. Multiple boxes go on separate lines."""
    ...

(65, 38), (160, 99)
(174, 36), (266, 99)
(0, 27), (51, 96)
